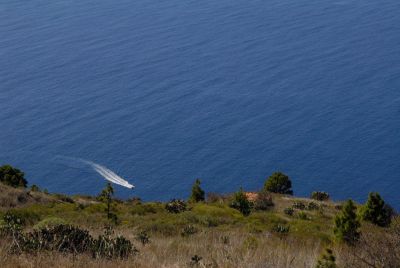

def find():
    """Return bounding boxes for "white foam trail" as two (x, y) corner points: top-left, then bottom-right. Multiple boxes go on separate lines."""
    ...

(54, 155), (135, 189)
(85, 161), (134, 189)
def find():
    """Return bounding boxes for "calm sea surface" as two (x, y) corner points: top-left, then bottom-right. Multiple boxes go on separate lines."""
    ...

(1, 0), (399, 207)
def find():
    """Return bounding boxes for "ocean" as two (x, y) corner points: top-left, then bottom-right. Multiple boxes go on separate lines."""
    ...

(1, 0), (399, 208)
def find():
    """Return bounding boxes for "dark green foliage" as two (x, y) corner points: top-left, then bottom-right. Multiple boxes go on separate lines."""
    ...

(292, 201), (306, 210)
(359, 192), (392, 227)
(307, 202), (320, 211)
(253, 191), (274, 210)
(26, 224), (92, 253)
(315, 248), (336, 268)
(92, 227), (136, 259)
(272, 224), (290, 234)
(264, 172), (293, 195)
(284, 207), (294, 216)
(98, 183), (115, 220)
(190, 255), (202, 267)
(165, 199), (187, 213)
(181, 225), (198, 237)
(230, 188), (251, 216)
(6, 223), (137, 259)
(30, 184), (40, 192)
(311, 191), (330, 201)
(0, 211), (23, 236)
(334, 200), (360, 244)
(0, 165), (27, 188)
(189, 179), (205, 203)
(136, 231), (150, 246)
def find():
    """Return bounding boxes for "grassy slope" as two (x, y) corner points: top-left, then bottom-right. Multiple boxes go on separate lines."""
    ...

(0, 184), (398, 267)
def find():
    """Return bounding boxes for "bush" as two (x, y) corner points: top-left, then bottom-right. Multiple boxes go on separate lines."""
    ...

(311, 191), (330, 201)
(165, 199), (187, 213)
(334, 200), (360, 244)
(0, 165), (27, 188)
(263, 172), (293, 195)
(315, 248), (336, 268)
(181, 225), (198, 237)
(30, 184), (40, 192)
(135, 231), (150, 246)
(284, 207), (294, 216)
(22, 224), (92, 254)
(272, 224), (289, 234)
(92, 227), (137, 259)
(253, 191), (274, 210)
(0, 211), (23, 237)
(189, 179), (205, 203)
(230, 188), (251, 216)
(359, 192), (393, 227)
(292, 201), (306, 210)
(307, 202), (320, 211)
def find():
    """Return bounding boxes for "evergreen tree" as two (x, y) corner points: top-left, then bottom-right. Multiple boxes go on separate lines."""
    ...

(333, 200), (360, 244)
(189, 179), (205, 203)
(264, 172), (293, 195)
(98, 183), (115, 220)
(315, 248), (336, 268)
(230, 188), (251, 216)
(360, 192), (392, 227)
(0, 165), (27, 188)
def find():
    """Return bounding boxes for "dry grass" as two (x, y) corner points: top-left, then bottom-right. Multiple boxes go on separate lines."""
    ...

(0, 231), (322, 268)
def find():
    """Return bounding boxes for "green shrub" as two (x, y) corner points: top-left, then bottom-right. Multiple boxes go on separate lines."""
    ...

(263, 172), (293, 195)
(230, 188), (251, 216)
(165, 199), (187, 213)
(253, 191), (274, 210)
(98, 183), (115, 220)
(292, 201), (306, 210)
(189, 179), (205, 203)
(135, 231), (150, 246)
(181, 225), (198, 237)
(307, 202), (320, 211)
(0, 211), (23, 237)
(284, 207), (294, 216)
(359, 192), (393, 227)
(0, 165), (27, 188)
(272, 224), (289, 234)
(91, 227), (137, 259)
(333, 200), (360, 244)
(315, 248), (336, 268)
(311, 191), (330, 201)
(30, 184), (40, 192)
(190, 255), (202, 267)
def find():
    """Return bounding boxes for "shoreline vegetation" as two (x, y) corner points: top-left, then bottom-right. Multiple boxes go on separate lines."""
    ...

(0, 164), (399, 267)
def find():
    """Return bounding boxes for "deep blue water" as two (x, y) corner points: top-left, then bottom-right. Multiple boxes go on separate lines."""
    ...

(1, 0), (400, 208)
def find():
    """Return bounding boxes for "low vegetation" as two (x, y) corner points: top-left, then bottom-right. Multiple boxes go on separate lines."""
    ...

(0, 164), (398, 267)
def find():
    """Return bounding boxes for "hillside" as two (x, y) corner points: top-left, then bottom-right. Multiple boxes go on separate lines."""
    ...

(0, 182), (399, 268)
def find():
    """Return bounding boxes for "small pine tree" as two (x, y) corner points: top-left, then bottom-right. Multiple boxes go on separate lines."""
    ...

(333, 200), (360, 244)
(263, 172), (293, 195)
(98, 183), (115, 220)
(315, 248), (336, 268)
(230, 187), (251, 216)
(0, 165), (28, 188)
(189, 179), (205, 203)
(359, 192), (392, 227)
